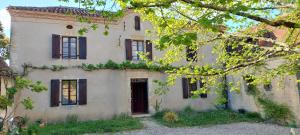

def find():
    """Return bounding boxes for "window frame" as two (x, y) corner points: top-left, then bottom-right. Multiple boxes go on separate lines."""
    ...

(61, 80), (78, 105)
(134, 16), (141, 31)
(62, 36), (78, 59)
(131, 40), (145, 61)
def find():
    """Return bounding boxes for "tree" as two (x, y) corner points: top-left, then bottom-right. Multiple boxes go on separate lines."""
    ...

(0, 22), (10, 59)
(0, 76), (47, 132)
(62, 0), (300, 96)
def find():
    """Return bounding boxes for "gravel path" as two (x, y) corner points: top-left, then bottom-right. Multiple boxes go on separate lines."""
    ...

(112, 118), (300, 135)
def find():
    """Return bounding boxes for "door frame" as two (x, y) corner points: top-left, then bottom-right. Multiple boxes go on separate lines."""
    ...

(130, 78), (149, 114)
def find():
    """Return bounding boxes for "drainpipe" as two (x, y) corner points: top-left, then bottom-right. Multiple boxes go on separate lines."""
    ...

(222, 63), (230, 109)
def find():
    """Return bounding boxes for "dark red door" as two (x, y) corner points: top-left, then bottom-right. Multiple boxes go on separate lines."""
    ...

(131, 79), (148, 114)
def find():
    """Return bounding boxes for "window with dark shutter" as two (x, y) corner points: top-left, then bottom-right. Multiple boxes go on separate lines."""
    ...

(258, 31), (277, 47)
(61, 80), (77, 105)
(79, 37), (87, 59)
(62, 37), (77, 59)
(125, 39), (132, 60)
(52, 34), (61, 59)
(50, 79), (60, 107)
(264, 84), (272, 91)
(186, 46), (197, 62)
(79, 79), (87, 105)
(134, 16), (141, 30)
(146, 40), (153, 60)
(188, 78), (197, 97)
(182, 78), (189, 99)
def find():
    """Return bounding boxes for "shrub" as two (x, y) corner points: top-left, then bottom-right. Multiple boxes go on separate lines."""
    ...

(65, 114), (78, 124)
(258, 98), (294, 125)
(163, 112), (178, 123)
(183, 106), (194, 113)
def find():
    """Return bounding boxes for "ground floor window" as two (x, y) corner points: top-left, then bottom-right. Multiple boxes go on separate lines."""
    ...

(61, 80), (77, 105)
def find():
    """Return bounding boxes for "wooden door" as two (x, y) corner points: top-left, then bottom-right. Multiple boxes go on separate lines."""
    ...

(131, 79), (148, 114)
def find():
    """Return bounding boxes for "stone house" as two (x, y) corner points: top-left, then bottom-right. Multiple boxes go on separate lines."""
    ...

(7, 6), (300, 124)
(228, 25), (300, 125)
(7, 6), (218, 122)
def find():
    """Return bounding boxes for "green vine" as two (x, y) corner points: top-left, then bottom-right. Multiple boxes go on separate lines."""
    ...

(23, 60), (175, 75)
(243, 74), (295, 126)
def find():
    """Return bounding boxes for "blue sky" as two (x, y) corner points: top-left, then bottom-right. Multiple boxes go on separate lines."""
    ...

(0, 0), (78, 36)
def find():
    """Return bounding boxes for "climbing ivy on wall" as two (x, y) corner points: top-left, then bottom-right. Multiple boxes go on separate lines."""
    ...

(22, 60), (176, 75)
(243, 74), (295, 126)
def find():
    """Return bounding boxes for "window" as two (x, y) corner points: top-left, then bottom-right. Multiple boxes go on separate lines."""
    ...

(182, 78), (207, 98)
(132, 40), (144, 60)
(264, 84), (272, 91)
(62, 37), (77, 59)
(134, 16), (141, 30)
(61, 80), (77, 105)
(186, 46), (197, 62)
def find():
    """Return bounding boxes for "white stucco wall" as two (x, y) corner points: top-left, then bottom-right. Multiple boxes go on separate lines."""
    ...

(9, 11), (219, 122)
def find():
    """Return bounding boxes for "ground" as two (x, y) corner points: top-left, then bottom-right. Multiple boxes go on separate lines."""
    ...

(102, 118), (300, 135)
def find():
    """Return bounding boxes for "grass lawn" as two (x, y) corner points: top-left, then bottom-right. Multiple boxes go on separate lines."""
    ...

(153, 109), (263, 127)
(21, 115), (143, 135)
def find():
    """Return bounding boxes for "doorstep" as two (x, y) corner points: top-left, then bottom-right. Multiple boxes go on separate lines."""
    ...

(132, 113), (151, 118)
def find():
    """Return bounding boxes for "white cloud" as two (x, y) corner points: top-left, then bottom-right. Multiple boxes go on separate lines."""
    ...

(0, 8), (11, 36)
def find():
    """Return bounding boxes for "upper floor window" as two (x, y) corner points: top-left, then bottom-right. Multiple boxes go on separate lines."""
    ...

(186, 46), (197, 62)
(125, 39), (152, 61)
(62, 37), (77, 59)
(52, 34), (87, 59)
(258, 31), (277, 47)
(132, 40), (144, 60)
(134, 16), (141, 31)
(62, 80), (77, 105)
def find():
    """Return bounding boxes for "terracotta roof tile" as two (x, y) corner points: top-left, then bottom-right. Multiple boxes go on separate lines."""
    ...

(7, 6), (106, 17)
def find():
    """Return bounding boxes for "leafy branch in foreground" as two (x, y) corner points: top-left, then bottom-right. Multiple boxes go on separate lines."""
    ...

(0, 76), (47, 131)
(62, 0), (300, 96)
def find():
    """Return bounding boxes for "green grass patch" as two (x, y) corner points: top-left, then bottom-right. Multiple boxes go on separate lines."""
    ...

(153, 109), (263, 127)
(21, 115), (143, 135)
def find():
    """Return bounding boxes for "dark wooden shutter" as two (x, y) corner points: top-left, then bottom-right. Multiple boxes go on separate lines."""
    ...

(134, 16), (141, 30)
(79, 37), (87, 59)
(79, 79), (87, 105)
(125, 39), (132, 60)
(52, 34), (61, 58)
(146, 40), (153, 60)
(182, 78), (189, 99)
(50, 79), (60, 107)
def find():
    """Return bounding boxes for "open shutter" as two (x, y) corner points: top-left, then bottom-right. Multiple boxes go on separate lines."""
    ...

(79, 79), (87, 105)
(52, 34), (60, 59)
(50, 79), (60, 107)
(146, 40), (153, 60)
(134, 16), (141, 30)
(182, 78), (189, 99)
(125, 39), (132, 60)
(79, 37), (87, 59)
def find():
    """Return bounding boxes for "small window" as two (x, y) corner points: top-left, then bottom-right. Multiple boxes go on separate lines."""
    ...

(132, 40), (144, 60)
(264, 84), (272, 91)
(134, 16), (141, 31)
(186, 46), (197, 62)
(188, 78), (198, 97)
(66, 25), (73, 29)
(62, 37), (77, 59)
(258, 31), (277, 47)
(61, 80), (77, 105)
